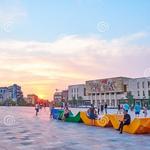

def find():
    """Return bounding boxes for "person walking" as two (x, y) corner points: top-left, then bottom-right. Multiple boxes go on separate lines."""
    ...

(117, 110), (131, 134)
(35, 103), (40, 116)
(134, 102), (141, 117)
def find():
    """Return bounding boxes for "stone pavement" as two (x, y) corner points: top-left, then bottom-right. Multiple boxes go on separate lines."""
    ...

(0, 107), (150, 150)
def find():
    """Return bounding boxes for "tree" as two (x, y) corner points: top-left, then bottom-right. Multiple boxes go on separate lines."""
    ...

(72, 97), (77, 107)
(126, 92), (134, 106)
(77, 96), (83, 106)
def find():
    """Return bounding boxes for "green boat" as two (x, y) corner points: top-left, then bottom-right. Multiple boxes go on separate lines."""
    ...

(65, 112), (82, 123)
(59, 111), (82, 123)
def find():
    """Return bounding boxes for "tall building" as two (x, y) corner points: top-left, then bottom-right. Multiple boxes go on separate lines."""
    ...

(0, 87), (11, 102)
(8, 84), (23, 101)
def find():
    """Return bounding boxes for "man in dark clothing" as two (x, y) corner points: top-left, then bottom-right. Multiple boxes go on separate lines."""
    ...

(104, 103), (108, 114)
(117, 110), (131, 134)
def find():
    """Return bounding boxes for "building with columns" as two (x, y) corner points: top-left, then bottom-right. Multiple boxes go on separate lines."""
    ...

(85, 77), (150, 107)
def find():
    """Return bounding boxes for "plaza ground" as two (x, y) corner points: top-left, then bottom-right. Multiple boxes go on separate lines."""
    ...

(0, 107), (150, 150)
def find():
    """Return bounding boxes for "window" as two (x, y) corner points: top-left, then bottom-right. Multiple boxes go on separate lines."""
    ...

(148, 90), (150, 96)
(84, 88), (86, 96)
(142, 82), (145, 88)
(124, 85), (127, 92)
(148, 81), (150, 88)
(143, 91), (145, 97)
(137, 82), (139, 89)
(137, 91), (140, 96)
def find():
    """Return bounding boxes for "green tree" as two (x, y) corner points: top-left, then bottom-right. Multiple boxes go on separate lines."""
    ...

(126, 92), (134, 106)
(77, 96), (83, 106)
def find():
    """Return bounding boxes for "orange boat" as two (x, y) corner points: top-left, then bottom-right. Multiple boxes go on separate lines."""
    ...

(80, 111), (112, 127)
(108, 114), (150, 134)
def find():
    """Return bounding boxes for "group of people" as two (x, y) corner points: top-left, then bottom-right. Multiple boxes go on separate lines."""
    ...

(97, 103), (108, 115)
(87, 101), (148, 134)
(117, 101), (148, 118)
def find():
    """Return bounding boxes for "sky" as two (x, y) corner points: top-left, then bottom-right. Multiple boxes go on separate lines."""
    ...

(0, 0), (150, 100)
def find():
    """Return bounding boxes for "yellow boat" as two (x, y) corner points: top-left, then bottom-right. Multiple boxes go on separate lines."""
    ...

(108, 114), (150, 134)
(80, 111), (112, 127)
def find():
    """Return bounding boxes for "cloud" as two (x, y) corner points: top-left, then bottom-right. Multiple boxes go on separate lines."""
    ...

(0, 32), (149, 99)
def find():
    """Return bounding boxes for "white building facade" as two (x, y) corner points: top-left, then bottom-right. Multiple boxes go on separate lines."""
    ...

(128, 77), (150, 105)
(68, 84), (88, 102)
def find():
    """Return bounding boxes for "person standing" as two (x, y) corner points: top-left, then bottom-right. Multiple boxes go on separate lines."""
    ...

(35, 103), (40, 116)
(100, 103), (104, 114)
(49, 104), (55, 118)
(143, 104), (148, 117)
(104, 102), (108, 114)
(134, 102), (141, 117)
(97, 103), (100, 115)
(117, 110), (131, 134)
(117, 104), (121, 114)
(123, 101), (130, 113)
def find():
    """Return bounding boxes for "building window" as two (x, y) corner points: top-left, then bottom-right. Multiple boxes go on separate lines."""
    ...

(77, 88), (78, 93)
(137, 82), (139, 89)
(143, 91), (145, 97)
(142, 82), (145, 88)
(148, 81), (150, 88)
(124, 85), (127, 92)
(148, 90), (150, 97)
(84, 88), (86, 96)
(137, 91), (140, 96)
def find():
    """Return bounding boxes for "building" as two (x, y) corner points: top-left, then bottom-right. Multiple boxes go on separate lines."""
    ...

(53, 91), (62, 102)
(62, 90), (68, 102)
(85, 77), (150, 107)
(68, 84), (88, 103)
(0, 87), (11, 102)
(26, 94), (39, 105)
(127, 77), (150, 105)
(8, 84), (23, 101)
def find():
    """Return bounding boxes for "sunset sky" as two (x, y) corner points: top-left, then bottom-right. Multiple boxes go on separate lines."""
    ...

(0, 0), (150, 100)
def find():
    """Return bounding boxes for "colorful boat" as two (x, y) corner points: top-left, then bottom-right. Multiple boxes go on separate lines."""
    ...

(58, 111), (82, 123)
(108, 114), (150, 134)
(65, 112), (82, 123)
(52, 109), (64, 119)
(80, 111), (112, 127)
